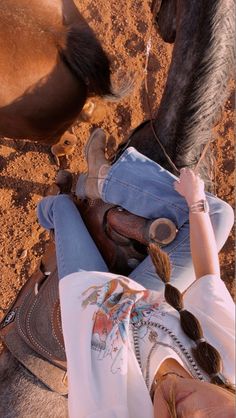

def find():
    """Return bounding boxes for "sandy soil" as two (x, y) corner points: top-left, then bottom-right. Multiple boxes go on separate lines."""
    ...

(0, 0), (235, 333)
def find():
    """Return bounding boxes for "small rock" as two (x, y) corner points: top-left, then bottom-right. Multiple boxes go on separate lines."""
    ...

(20, 250), (28, 259)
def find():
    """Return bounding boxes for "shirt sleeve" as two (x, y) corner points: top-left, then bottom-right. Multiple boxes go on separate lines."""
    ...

(183, 274), (235, 382)
(87, 407), (129, 418)
(184, 274), (235, 332)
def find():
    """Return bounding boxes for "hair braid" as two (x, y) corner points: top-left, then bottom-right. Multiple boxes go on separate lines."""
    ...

(149, 243), (234, 390)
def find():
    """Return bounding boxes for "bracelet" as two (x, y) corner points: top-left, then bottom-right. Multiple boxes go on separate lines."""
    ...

(189, 199), (209, 213)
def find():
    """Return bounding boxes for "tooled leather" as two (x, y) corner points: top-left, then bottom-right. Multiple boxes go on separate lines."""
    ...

(16, 268), (66, 366)
(0, 242), (68, 394)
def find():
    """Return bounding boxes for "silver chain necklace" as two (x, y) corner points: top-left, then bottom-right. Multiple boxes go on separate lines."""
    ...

(131, 319), (205, 390)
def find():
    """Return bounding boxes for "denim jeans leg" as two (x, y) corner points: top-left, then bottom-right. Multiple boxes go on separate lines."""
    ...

(102, 147), (189, 228)
(129, 195), (234, 292)
(37, 195), (108, 279)
(101, 147), (234, 292)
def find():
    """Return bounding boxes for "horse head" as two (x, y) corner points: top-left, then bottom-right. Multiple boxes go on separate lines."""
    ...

(0, 0), (130, 147)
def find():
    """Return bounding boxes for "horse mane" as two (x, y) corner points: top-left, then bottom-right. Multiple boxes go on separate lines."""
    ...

(174, 0), (235, 168)
(126, 0), (234, 183)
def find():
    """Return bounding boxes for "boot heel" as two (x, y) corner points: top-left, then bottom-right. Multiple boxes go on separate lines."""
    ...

(149, 218), (177, 246)
(75, 173), (87, 199)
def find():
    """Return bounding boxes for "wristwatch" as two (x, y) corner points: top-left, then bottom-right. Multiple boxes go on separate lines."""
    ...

(189, 199), (209, 213)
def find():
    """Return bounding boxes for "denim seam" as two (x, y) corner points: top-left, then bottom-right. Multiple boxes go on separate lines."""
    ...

(53, 199), (68, 280)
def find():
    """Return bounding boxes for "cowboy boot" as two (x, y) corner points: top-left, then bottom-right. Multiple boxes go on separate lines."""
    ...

(107, 207), (177, 246)
(45, 170), (73, 196)
(76, 128), (110, 200)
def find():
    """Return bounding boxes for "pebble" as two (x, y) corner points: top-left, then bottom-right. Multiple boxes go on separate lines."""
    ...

(20, 250), (28, 259)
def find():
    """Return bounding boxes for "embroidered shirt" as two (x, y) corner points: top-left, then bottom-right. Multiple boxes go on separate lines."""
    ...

(59, 272), (235, 418)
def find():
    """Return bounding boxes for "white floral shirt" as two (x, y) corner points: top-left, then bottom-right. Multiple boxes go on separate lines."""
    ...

(59, 272), (235, 418)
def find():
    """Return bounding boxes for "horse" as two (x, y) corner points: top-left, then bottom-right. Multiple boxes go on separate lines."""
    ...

(124, 0), (235, 179)
(0, 0), (127, 157)
(0, 0), (234, 417)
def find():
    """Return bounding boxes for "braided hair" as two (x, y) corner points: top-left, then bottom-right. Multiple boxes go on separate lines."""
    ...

(149, 243), (234, 392)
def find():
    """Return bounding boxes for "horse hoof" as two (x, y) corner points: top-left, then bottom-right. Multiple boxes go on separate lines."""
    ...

(55, 170), (73, 194)
(78, 101), (96, 122)
(52, 153), (60, 166)
(51, 132), (77, 165)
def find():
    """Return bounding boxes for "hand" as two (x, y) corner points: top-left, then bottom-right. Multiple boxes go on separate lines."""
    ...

(174, 168), (206, 206)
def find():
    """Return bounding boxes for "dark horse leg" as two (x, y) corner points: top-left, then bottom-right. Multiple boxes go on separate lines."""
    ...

(123, 0), (235, 180)
(153, 0), (177, 43)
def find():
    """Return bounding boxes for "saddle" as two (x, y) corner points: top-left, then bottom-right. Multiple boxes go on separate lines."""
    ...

(0, 198), (176, 394)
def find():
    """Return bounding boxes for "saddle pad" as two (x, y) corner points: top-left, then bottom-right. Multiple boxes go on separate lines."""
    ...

(0, 242), (68, 394)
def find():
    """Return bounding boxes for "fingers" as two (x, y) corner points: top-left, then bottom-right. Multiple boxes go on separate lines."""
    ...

(180, 167), (194, 176)
(173, 180), (180, 191)
(179, 167), (202, 182)
(173, 167), (205, 203)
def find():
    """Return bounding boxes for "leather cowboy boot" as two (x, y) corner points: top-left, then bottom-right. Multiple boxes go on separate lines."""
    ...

(76, 128), (110, 200)
(107, 207), (177, 246)
(45, 170), (73, 196)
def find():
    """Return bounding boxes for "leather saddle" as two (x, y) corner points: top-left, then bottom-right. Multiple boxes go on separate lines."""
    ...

(0, 199), (176, 394)
(0, 243), (68, 395)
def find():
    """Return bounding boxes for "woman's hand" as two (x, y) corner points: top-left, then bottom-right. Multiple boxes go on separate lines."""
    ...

(174, 168), (220, 279)
(174, 168), (206, 206)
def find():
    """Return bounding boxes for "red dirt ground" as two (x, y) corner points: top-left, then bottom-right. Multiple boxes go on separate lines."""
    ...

(0, 0), (235, 340)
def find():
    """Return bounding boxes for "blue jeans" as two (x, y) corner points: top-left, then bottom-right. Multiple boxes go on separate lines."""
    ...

(37, 148), (234, 291)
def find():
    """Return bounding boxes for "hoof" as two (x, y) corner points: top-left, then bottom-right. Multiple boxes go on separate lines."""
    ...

(52, 153), (60, 166)
(44, 183), (60, 197)
(55, 170), (73, 194)
(78, 101), (95, 122)
(51, 132), (77, 165)
(45, 170), (73, 196)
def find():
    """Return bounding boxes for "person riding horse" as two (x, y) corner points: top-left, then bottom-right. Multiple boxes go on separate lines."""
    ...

(0, 0), (234, 416)
(37, 128), (235, 418)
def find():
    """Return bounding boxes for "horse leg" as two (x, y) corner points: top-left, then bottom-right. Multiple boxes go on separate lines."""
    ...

(154, 0), (177, 43)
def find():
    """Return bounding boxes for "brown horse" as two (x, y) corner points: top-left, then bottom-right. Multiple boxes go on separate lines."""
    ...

(0, 0), (235, 417)
(0, 0), (125, 147)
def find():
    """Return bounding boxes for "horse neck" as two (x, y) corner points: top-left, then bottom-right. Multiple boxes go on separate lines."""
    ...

(0, 348), (68, 417)
(154, 0), (234, 169)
